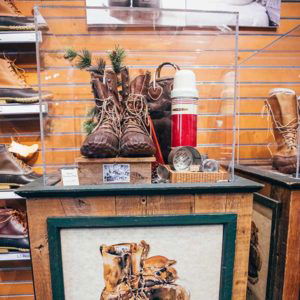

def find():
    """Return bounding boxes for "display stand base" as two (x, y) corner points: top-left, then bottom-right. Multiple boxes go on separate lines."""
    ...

(76, 156), (156, 185)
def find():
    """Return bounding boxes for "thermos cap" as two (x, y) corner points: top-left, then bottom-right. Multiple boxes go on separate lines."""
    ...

(171, 70), (198, 98)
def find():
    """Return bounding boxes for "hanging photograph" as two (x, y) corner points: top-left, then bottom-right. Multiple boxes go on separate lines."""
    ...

(47, 214), (237, 300)
(86, 0), (282, 28)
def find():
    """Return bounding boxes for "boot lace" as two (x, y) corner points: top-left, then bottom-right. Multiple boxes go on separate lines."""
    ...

(93, 96), (121, 138)
(122, 94), (150, 135)
(264, 101), (298, 151)
(4, 0), (22, 16)
(4, 56), (28, 87)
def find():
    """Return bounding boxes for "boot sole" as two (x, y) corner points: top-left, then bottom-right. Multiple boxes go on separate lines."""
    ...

(0, 182), (23, 188)
(0, 246), (29, 253)
(0, 94), (52, 104)
(0, 25), (35, 31)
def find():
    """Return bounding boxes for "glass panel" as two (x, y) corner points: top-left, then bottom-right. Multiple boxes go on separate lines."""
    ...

(238, 25), (300, 179)
(35, 6), (239, 186)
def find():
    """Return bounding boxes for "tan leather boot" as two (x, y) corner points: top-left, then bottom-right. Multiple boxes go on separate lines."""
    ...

(0, 57), (52, 103)
(0, 208), (29, 252)
(120, 72), (156, 157)
(0, 0), (36, 31)
(266, 88), (299, 174)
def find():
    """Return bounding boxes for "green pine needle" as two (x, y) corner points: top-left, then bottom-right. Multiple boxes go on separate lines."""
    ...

(83, 119), (97, 135)
(108, 45), (126, 74)
(64, 48), (78, 61)
(76, 49), (92, 69)
(96, 58), (106, 75)
(83, 106), (99, 135)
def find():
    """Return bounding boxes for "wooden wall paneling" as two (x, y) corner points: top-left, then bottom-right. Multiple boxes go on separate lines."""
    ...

(146, 194), (195, 215)
(225, 193), (253, 300)
(26, 198), (66, 300)
(282, 190), (300, 299)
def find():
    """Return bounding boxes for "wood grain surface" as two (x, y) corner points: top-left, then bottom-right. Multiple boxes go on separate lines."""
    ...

(26, 192), (252, 300)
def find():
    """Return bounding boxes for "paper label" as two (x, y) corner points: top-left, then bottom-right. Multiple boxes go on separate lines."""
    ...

(61, 168), (79, 186)
(103, 164), (130, 183)
(172, 100), (197, 115)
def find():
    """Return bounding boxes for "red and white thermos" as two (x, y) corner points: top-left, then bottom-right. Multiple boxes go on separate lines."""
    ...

(171, 70), (198, 147)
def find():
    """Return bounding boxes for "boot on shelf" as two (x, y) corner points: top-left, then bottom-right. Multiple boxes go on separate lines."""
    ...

(0, 0), (36, 31)
(120, 72), (156, 157)
(266, 88), (299, 174)
(0, 57), (52, 104)
(80, 70), (122, 158)
(8, 140), (38, 163)
(0, 144), (40, 187)
(0, 208), (29, 252)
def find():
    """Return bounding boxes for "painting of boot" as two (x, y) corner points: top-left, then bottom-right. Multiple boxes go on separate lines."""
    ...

(48, 215), (236, 300)
(99, 241), (190, 300)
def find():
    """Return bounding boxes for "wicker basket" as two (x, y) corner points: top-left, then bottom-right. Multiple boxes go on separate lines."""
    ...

(167, 166), (229, 183)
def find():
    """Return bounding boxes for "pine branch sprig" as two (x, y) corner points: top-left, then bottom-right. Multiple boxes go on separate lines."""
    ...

(108, 45), (126, 74)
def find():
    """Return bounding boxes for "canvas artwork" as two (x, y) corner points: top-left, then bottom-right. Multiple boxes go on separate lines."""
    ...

(61, 225), (223, 300)
(48, 215), (236, 300)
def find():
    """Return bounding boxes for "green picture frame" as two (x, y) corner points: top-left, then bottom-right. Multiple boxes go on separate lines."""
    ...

(247, 193), (281, 300)
(47, 214), (237, 300)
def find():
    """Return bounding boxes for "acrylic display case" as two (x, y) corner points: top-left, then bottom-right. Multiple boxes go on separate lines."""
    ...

(34, 5), (239, 186)
(237, 24), (300, 179)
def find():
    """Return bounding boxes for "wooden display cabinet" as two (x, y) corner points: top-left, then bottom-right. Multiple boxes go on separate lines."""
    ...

(236, 165), (300, 300)
(17, 177), (261, 300)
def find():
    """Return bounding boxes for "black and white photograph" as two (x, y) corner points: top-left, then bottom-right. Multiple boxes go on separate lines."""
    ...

(86, 0), (282, 27)
(103, 164), (130, 183)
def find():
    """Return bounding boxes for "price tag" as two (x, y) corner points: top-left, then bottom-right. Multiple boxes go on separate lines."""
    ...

(61, 168), (79, 186)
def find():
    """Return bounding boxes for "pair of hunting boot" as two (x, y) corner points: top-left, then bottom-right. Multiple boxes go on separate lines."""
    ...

(0, 0), (44, 31)
(265, 88), (299, 174)
(0, 144), (40, 187)
(100, 241), (189, 300)
(0, 57), (52, 103)
(81, 68), (156, 158)
(0, 208), (29, 252)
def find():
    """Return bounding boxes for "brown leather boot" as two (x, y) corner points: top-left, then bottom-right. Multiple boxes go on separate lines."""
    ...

(0, 57), (52, 103)
(0, 0), (36, 31)
(120, 72), (156, 157)
(266, 88), (299, 174)
(80, 70), (122, 158)
(0, 208), (29, 252)
(0, 144), (41, 186)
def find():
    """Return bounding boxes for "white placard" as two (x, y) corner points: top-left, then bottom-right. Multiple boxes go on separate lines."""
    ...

(61, 168), (80, 186)
(103, 163), (130, 183)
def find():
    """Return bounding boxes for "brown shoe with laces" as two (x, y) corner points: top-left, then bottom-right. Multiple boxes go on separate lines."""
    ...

(266, 88), (299, 174)
(0, 0), (37, 31)
(0, 144), (41, 187)
(80, 70), (122, 158)
(0, 57), (52, 103)
(120, 72), (156, 157)
(0, 208), (29, 252)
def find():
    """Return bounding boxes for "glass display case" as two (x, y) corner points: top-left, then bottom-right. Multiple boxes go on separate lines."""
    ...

(34, 5), (239, 186)
(238, 24), (300, 179)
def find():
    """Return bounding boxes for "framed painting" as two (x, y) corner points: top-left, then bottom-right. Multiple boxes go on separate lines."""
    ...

(247, 193), (281, 300)
(47, 214), (237, 300)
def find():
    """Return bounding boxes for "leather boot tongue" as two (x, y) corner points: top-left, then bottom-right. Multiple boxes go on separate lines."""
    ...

(130, 74), (145, 95)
